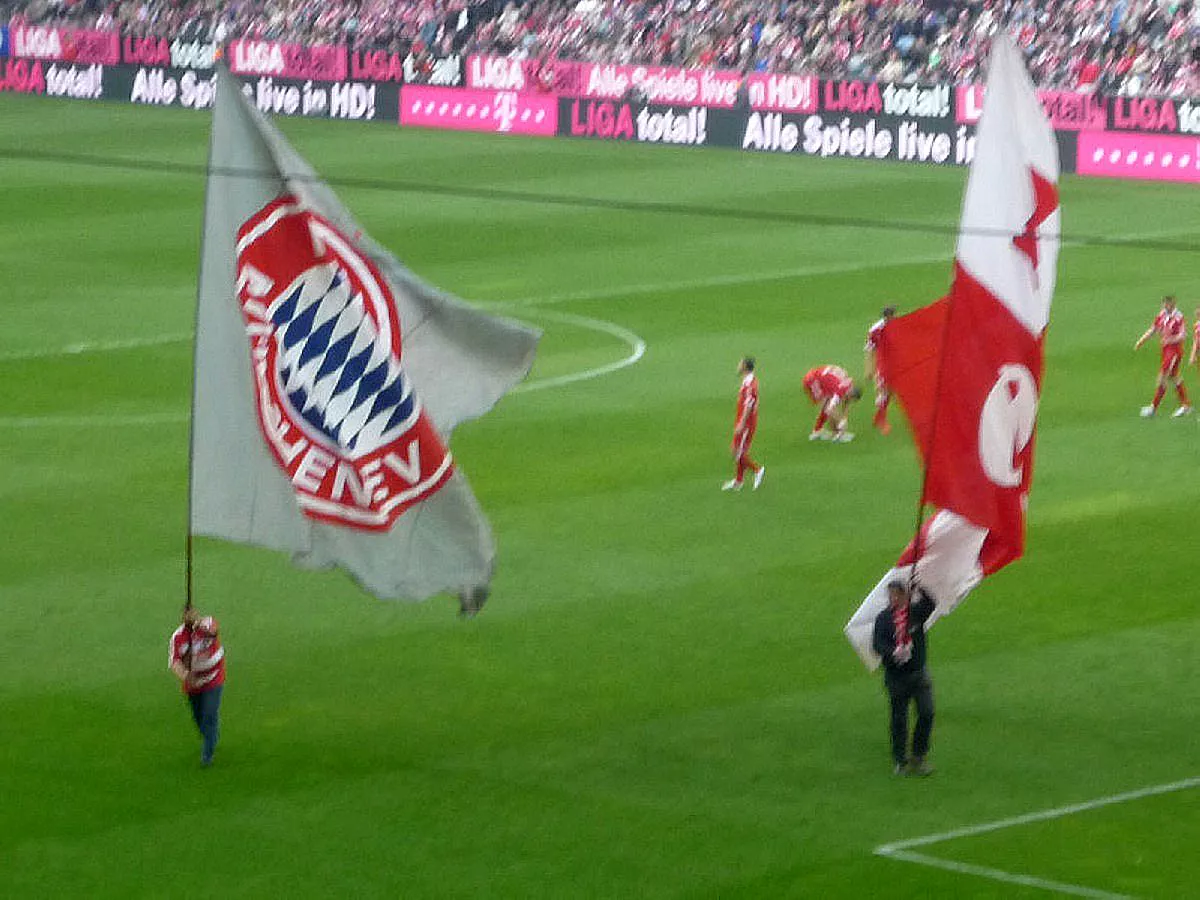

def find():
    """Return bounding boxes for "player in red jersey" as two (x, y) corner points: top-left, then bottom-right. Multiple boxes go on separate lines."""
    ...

(864, 305), (897, 435)
(723, 356), (765, 491)
(803, 364), (862, 442)
(1134, 295), (1192, 417)
(169, 608), (226, 766)
(1189, 305), (1200, 370)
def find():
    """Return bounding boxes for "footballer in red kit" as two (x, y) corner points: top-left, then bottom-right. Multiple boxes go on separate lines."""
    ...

(723, 356), (765, 491)
(803, 364), (862, 442)
(1189, 306), (1200, 370)
(864, 305), (897, 435)
(1134, 295), (1192, 417)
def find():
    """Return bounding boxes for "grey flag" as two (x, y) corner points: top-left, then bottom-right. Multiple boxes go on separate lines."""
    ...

(190, 68), (540, 601)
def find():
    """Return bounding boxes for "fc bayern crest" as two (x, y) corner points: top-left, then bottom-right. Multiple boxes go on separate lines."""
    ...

(235, 195), (453, 531)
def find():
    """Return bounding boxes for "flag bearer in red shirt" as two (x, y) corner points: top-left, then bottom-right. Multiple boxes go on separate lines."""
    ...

(170, 608), (226, 767)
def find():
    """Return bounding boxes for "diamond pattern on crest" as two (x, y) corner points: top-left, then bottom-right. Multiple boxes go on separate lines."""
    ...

(270, 263), (417, 456)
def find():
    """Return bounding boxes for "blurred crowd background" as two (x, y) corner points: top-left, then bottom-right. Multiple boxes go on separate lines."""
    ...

(5, 0), (1198, 94)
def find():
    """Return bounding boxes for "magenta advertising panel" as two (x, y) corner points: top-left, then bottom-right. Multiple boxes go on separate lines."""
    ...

(0, 58), (104, 98)
(1108, 96), (1200, 134)
(466, 55), (574, 93)
(466, 54), (742, 107)
(560, 98), (738, 147)
(745, 73), (817, 113)
(348, 49), (408, 83)
(576, 63), (742, 106)
(1038, 90), (1110, 131)
(823, 79), (952, 120)
(400, 85), (557, 135)
(10, 26), (119, 65)
(956, 84), (1108, 131)
(0, 58), (46, 93)
(348, 49), (464, 86)
(228, 39), (347, 82)
(1076, 131), (1200, 183)
(121, 35), (217, 70)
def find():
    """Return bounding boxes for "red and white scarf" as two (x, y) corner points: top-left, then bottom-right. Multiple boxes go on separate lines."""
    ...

(892, 602), (912, 651)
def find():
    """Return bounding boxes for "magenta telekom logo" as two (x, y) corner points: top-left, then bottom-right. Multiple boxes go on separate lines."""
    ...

(400, 85), (557, 134)
(235, 196), (453, 530)
(1077, 132), (1200, 183)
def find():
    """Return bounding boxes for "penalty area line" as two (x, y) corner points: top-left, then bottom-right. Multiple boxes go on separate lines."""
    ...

(875, 848), (1133, 900)
(875, 776), (1200, 898)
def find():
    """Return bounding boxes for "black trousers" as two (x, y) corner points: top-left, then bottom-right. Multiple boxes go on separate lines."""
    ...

(885, 669), (934, 765)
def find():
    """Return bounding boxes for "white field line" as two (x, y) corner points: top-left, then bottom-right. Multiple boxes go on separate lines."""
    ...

(0, 313), (645, 428)
(0, 411), (188, 429)
(875, 776), (1200, 898)
(877, 849), (1132, 900)
(1, 259), (872, 363)
(0, 333), (191, 363)
(0, 263), (676, 365)
(483, 222), (1200, 310)
(6, 217), (1192, 364)
(512, 310), (645, 393)
(489, 254), (949, 309)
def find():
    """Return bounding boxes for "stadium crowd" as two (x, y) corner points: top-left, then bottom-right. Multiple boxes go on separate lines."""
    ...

(6, 0), (1198, 94)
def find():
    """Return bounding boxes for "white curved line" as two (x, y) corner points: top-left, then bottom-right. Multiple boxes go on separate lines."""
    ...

(0, 313), (645, 428)
(0, 259), (894, 363)
(3, 220), (1195, 364)
(513, 310), (646, 393)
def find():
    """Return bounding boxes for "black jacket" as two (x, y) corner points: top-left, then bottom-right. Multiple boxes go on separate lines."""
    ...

(872, 590), (936, 675)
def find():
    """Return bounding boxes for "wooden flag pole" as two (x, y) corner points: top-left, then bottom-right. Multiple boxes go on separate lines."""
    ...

(907, 290), (958, 593)
(182, 86), (221, 665)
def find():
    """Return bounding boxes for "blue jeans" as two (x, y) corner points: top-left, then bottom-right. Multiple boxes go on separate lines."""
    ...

(188, 686), (222, 764)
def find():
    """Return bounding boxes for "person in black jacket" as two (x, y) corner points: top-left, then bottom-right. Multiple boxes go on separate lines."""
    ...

(873, 579), (937, 776)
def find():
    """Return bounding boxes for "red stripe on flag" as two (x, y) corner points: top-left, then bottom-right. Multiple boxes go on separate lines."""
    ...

(885, 263), (1045, 575)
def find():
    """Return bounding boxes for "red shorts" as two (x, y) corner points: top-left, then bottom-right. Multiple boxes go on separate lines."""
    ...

(1161, 346), (1183, 378)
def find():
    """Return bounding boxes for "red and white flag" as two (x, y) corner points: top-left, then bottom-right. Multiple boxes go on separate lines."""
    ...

(845, 34), (1060, 669)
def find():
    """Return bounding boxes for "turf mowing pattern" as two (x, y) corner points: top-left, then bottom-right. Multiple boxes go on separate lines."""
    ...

(2, 94), (1199, 898)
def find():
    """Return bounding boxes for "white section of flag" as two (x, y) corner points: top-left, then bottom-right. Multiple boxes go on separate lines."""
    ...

(845, 511), (986, 670)
(955, 34), (1060, 337)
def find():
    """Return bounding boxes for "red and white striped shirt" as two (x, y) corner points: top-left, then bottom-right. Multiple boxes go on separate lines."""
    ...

(864, 318), (887, 353)
(735, 373), (758, 432)
(170, 620), (226, 695)
(803, 365), (853, 403)
(1153, 308), (1186, 347)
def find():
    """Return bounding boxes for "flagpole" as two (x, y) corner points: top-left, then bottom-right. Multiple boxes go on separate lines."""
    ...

(183, 69), (225, 626)
(185, 532), (194, 612)
(907, 289), (958, 590)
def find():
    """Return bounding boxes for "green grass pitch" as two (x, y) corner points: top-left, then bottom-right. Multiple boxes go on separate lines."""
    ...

(2, 93), (1199, 898)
